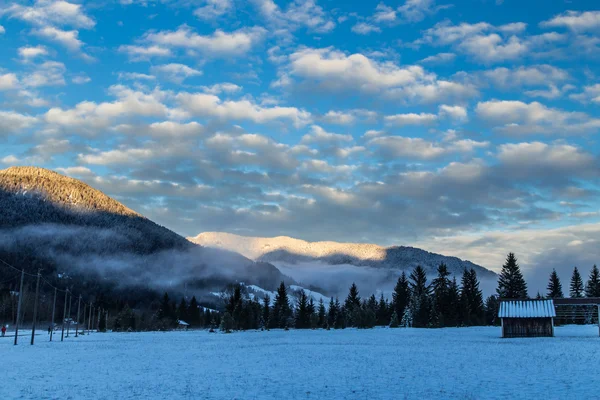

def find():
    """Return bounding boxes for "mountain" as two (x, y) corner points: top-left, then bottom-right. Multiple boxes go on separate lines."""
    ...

(189, 232), (498, 296)
(0, 167), (289, 308)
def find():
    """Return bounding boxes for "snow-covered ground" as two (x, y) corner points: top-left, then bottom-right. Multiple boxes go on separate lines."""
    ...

(1, 326), (598, 399)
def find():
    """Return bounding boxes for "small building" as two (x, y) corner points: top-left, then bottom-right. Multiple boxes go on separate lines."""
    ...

(498, 299), (556, 338)
(176, 320), (190, 331)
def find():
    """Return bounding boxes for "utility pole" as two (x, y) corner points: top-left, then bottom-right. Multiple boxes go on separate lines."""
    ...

(50, 287), (57, 342)
(75, 295), (81, 337)
(61, 290), (68, 341)
(30, 270), (41, 345)
(66, 293), (72, 338)
(13, 269), (25, 346)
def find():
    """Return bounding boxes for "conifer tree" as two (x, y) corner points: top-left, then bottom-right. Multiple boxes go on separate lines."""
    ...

(367, 294), (377, 313)
(334, 298), (345, 329)
(585, 265), (600, 297)
(273, 281), (291, 329)
(446, 277), (460, 327)
(484, 295), (499, 326)
(376, 294), (389, 326)
(392, 272), (410, 324)
(177, 297), (188, 322)
(317, 298), (326, 328)
(496, 253), (528, 299)
(345, 283), (361, 327)
(327, 297), (336, 328)
(262, 294), (271, 329)
(188, 296), (200, 326)
(158, 292), (173, 320)
(389, 310), (399, 328)
(547, 269), (564, 298)
(409, 265), (431, 327)
(295, 290), (310, 329)
(432, 263), (451, 327)
(460, 269), (485, 326)
(570, 267), (584, 298)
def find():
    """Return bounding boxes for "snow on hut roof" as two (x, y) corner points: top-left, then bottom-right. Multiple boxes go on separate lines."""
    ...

(498, 300), (556, 318)
(177, 320), (190, 326)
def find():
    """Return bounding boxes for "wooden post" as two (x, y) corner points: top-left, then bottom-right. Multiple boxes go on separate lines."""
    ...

(30, 270), (41, 345)
(66, 294), (72, 338)
(82, 304), (86, 335)
(551, 317), (555, 337)
(13, 269), (25, 346)
(61, 290), (68, 341)
(50, 288), (57, 341)
(75, 295), (81, 337)
(597, 305), (599, 338)
(90, 306), (94, 333)
(500, 317), (504, 338)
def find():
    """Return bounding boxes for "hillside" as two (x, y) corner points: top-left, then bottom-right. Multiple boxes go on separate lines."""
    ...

(190, 232), (497, 279)
(0, 167), (290, 308)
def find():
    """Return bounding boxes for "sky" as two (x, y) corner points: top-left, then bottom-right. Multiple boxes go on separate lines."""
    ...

(0, 0), (599, 281)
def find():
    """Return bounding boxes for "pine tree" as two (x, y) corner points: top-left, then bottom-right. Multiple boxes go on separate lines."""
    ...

(496, 253), (528, 299)
(409, 266), (431, 328)
(376, 294), (389, 326)
(220, 312), (233, 333)
(295, 290), (310, 329)
(585, 265), (600, 297)
(344, 283), (361, 327)
(188, 296), (200, 326)
(547, 269), (564, 298)
(327, 297), (336, 328)
(317, 298), (326, 328)
(158, 292), (173, 320)
(460, 269), (485, 326)
(273, 282), (291, 329)
(392, 272), (410, 324)
(177, 297), (188, 322)
(570, 267), (584, 298)
(262, 294), (271, 329)
(446, 277), (460, 327)
(333, 298), (345, 329)
(432, 263), (451, 327)
(484, 295), (499, 326)
(389, 310), (399, 328)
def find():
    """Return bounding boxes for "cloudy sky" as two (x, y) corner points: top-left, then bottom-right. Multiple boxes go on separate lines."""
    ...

(0, 0), (599, 280)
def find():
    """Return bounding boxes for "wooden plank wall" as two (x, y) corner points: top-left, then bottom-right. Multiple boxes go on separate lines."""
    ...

(501, 318), (554, 338)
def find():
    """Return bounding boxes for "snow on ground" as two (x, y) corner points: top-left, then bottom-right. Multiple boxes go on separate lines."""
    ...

(1, 325), (599, 399)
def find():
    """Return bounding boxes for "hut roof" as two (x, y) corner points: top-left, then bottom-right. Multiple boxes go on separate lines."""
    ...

(498, 299), (556, 318)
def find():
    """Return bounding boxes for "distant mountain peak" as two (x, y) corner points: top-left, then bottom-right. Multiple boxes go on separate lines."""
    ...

(190, 232), (497, 278)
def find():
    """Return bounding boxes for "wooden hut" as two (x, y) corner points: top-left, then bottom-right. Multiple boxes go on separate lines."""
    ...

(498, 299), (556, 338)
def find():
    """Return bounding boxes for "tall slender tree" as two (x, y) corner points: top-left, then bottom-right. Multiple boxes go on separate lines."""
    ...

(376, 294), (389, 326)
(570, 267), (584, 298)
(546, 269), (564, 298)
(262, 294), (271, 329)
(392, 272), (410, 324)
(345, 283), (361, 327)
(317, 298), (326, 328)
(272, 282), (291, 328)
(432, 263), (451, 327)
(409, 265), (431, 328)
(295, 290), (310, 329)
(585, 265), (600, 298)
(460, 268), (485, 326)
(496, 253), (528, 299)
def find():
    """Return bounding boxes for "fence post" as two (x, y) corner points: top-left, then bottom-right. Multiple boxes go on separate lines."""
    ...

(61, 290), (68, 341)
(66, 294), (72, 338)
(75, 295), (81, 337)
(13, 269), (25, 346)
(50, 287), (57, 341)
(30, 270), (41, 345)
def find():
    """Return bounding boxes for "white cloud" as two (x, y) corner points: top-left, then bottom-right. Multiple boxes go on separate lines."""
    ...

(151, 63), (202, 83)
(143, 25), (266, 56)
(476, 100), (600, 134)
(352, 22), (381, 35)
(118, 72), (157, 81)
(0, 110), (37, 135)
(541, 11), (600, 32)
(368, 136), (448, 159)
(384, 112), (437, 126)
(72, 74), (91, 84)
(570, 84), (600, 104)
(301, 125), (353, 144)
(0, 25), (5, 34)
(439, 104), (468, 121)
(21, 61), (66, 88)
(483, 65), (570, 88)
(3, 0), (95, 29)
(0, 73), (19, 90)
(200, 83), (242, 95)
(497, 142), (595, 171)
(176, 92), (311, 127)
(194, 0), (232, 20)
(283, 47), (476, 103)
(148, 121), (203, 138)
(420, 52), (456, 64)
(118, 45), (172, 61)
(18, 45), (49, 59)
(322, 111), (356, 125)
(34, 26), (83, 52)
(252, 0), (335, 34)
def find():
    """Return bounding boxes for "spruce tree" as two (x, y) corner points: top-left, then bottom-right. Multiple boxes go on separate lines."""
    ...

(389, 310), (399, 328)
(273, 282), (291, 328)
(334, 299), (345, 329)
(392, 272), (410, 324)
(432, 263), (451, 327)
(158, 292), (173, 320)
(177, 297), (188, 322)
(317, 298), (326, 328)
(460, 269), (485, 326)
(295, 290), (310, 329)
(409, 265), (431, 328)
(547, 269), (564, 298)
(188, 296), (200, 326)
(484, 295), (499, 326)
(585, 265), (600, 297)
(570, 267), (584, 298)
(327, 297), (336, 328)
(345, 283), (361, 327)
(262, 294), (271, 329)
(376, 294), (389, 326)
(446, 277), (460, 327)
(496, 253), (528, 299)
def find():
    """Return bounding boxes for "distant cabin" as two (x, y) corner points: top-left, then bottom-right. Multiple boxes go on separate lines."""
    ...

(176, 320), (190, 330)
(498, 299), (556, 338)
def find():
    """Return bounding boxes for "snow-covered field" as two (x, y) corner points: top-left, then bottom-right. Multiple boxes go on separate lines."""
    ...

(1, 326), (598, 399)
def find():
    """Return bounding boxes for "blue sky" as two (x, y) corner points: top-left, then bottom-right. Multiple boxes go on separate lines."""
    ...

(0, 0), (599, 276)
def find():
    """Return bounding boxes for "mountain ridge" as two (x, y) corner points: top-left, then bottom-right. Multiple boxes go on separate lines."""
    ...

(190, 231), (497, 278)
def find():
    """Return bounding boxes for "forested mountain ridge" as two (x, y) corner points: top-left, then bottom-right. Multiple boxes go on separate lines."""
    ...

(190, 232), (496, 278)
